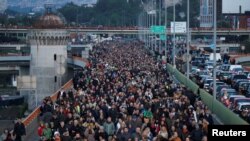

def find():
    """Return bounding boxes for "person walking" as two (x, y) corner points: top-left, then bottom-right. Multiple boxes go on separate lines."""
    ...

(13, 118), (26, 141)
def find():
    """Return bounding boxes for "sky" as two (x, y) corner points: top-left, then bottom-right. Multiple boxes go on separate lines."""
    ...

(0, 0), (7, 13)
(222, 0), (250, 14)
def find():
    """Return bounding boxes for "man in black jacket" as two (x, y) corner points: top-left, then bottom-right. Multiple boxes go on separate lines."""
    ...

(13, 118), (26, 141)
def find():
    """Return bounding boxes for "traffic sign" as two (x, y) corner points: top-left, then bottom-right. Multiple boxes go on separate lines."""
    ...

(150, 26), (166, 34)
(170, 22), (186, 33)
(160, 34), (166, 40)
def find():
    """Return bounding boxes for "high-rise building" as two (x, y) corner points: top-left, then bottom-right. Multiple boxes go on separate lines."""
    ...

(200, 0), (213, 28)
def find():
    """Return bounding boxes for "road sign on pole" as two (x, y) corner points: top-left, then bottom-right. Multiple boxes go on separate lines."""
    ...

(150, 25), (166, 34)
(160, 34), (166, 40)
(170, 22), (187, 33)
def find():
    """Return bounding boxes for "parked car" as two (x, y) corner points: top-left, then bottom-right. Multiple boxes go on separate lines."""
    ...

(209, 81), (225, 94)
(231, 68), (244, 75)
(238, 82), (250, 95)
(233, 80), (249, 90)
(218, 71), (232, 83)
(232, 98), (250, 109)
(237, 102), (250, 111)
(230, 74), (247, 86)
(203, 78), (213, 91)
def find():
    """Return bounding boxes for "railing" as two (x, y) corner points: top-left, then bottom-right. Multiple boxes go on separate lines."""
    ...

(1, 26), (250, 31)
(22, 79), (73, 127)
(166, 64), (249, 125)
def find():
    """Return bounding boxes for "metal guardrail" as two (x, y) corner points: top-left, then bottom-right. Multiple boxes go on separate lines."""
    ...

(1, 28), (250, 35)
(166, 64), (249, 125)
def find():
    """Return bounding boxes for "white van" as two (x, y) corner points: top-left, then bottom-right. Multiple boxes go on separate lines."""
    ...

(209, 53), (221, 61)
(229, 65), (242, 71)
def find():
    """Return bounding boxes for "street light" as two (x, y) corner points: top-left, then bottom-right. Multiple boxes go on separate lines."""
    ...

(159, 0), (162, 55)
(147, 3), (156, 53)
(153, 0), (157, 53)
(164, 0), (168, 57)
(173, 0), (176, 68)
(186, 0), (190, 78)
(212, 0), (217, 111)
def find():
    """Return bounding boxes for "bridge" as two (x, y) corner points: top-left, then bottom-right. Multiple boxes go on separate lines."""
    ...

(1, 28), (250, 36)
(0, 43), (90, 68)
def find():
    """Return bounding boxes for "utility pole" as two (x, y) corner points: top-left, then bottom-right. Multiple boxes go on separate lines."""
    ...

(187, 0), (190, 78)
(159, 0), (162, 54)
(173, 0), (176, 68)
(213, 0), (217, 111)
(165, 0), (167, 57)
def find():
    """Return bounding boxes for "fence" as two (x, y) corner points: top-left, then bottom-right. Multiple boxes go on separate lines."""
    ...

(166, 64), (249, 125)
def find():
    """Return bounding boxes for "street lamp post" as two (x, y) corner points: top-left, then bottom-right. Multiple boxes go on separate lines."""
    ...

(186, 0), (190, 78)
(165, 0), (167, 57)
(151, 12), (153, 50)
(213, 0), (217, 110)
(173, 0), (176, 68)
(143, 12), (147, 47)
(154, 0), (157, 53)
(159, 0), (162, 55)
(147, 11), (149, 48)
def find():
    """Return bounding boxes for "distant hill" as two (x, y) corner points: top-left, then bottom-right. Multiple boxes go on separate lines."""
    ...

(6, 0), (97, 13)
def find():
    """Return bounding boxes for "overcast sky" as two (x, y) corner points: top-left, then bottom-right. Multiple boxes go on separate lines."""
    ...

(223, 0), (250, 14)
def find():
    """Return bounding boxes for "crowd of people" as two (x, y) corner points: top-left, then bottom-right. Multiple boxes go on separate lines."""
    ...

(1, 40), (214, 141)
(0, 118), (26, 141)
(37, 41), (212, 141)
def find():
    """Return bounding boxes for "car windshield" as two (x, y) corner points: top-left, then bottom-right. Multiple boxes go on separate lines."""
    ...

(206, 80), (213, 84)
(199, 71), (209, 75)
(217, 85), (230, 91)
(235, 68), (243, 71)
(222, 72), (230, 76)
(222, 65), (230, 71)
(240, 104), (250, 110)
(227, 90), (236, 95)
(234, 75), (247, 79)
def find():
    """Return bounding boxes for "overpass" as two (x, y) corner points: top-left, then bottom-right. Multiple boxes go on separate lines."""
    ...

(1, 28), (250, 36)
(0, 55), (88, 68)
(0, 43), (90, 68)
(0, 55), (31, 66)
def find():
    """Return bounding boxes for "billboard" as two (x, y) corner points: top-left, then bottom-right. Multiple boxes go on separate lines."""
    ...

(170, 22), (186, 33)
(222, 0), (250, 14)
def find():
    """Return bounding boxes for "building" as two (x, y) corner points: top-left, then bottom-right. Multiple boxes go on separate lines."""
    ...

(20, 5), (69, 109)
(239, 13), (250, 29)
(200, 0), (213, 28)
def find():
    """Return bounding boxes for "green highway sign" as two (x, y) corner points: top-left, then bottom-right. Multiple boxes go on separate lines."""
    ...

(150, 26), (166, 34)
(160, 34), (166, 40)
